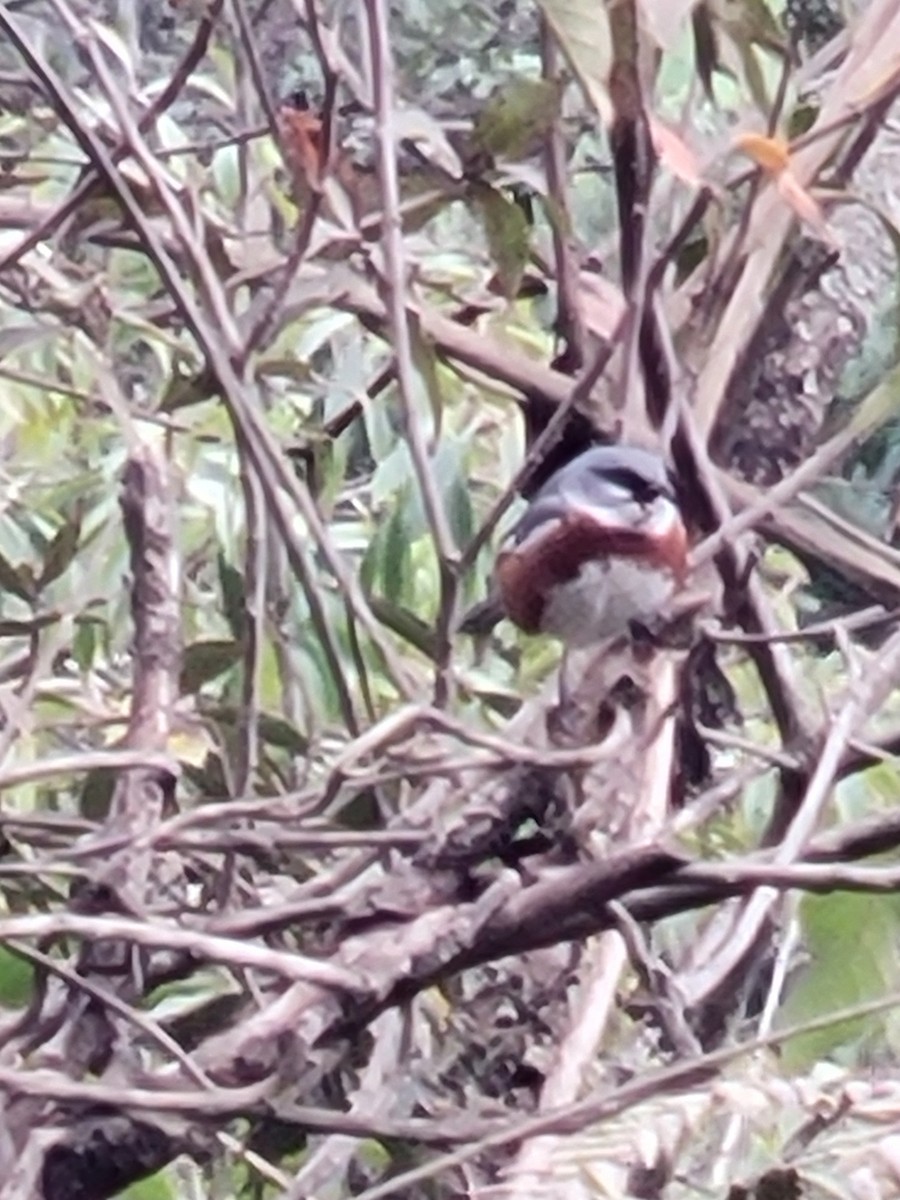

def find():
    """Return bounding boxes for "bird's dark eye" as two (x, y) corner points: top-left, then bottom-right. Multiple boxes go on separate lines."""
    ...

(600, 466), (671, 504)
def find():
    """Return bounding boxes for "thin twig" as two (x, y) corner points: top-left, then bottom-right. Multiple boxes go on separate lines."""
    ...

(362, 0), (459, 706)
(0, 911), (359, 990)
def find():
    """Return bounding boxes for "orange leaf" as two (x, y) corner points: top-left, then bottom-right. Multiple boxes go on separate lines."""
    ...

(577, 271), (626, 340)
(277, 105), (325, 193)
(735, 132), (790, 176)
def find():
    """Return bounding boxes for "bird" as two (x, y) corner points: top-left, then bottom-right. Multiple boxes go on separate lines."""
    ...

(462, 444), (690, 653)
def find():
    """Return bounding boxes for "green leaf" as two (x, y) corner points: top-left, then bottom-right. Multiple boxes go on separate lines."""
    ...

(181, 753), (229, 799)
(367, 594), (438, 659)
(217, 554), (247, 641)
(179, 640), (242, 695)
(0, 945), (34, 1007)
(72, 617), (98, 672)
(36, 510), (82, 592)
(433, 439), (474, 548)
(408, 312), (446, 446)
(202, 705), (309, 756)
(120, 1171), (176, 1200)
(709, 0), (785, 114)
(0, 548), (35, 603)
(297, 636), (340, 722)
(471, 79), (563, 161)
(0, 612), (63, 637)
(255, 712), (309, 756)
(733, 38), (771, 115)
(787, 100), (819, 139)
(445, 470), (475, 548)
(778, 890), (900, 1069)
(159, 369), (214, 413)
(723, 0), (784, 45)
(380, 501), (412, 605)
(80, 768), (116, 821)
(360, 518), (384, 597)
(472, 183), (532, 300)
(334, 788), (381, 830)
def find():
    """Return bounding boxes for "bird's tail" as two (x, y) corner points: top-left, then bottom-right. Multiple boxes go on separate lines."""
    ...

(457, 592), (505, 636)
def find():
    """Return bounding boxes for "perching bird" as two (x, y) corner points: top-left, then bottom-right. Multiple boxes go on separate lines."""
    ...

(462, 444), (689, 649)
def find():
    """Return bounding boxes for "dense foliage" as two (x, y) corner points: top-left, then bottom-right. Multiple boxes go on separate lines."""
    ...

(0, 0), (899, 1197)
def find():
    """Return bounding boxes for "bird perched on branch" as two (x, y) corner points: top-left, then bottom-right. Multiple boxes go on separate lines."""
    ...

(462, 444), (689, 652)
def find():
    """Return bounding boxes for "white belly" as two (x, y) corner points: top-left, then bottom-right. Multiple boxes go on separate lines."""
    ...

(540, 558), (674, 647)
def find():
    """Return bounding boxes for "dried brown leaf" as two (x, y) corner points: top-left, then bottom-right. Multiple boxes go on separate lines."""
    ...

(538, 0), (613, 124)
(651, 118), (704, 187)
(776, 170), (838, 248)
(277, 103), (326, 193)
